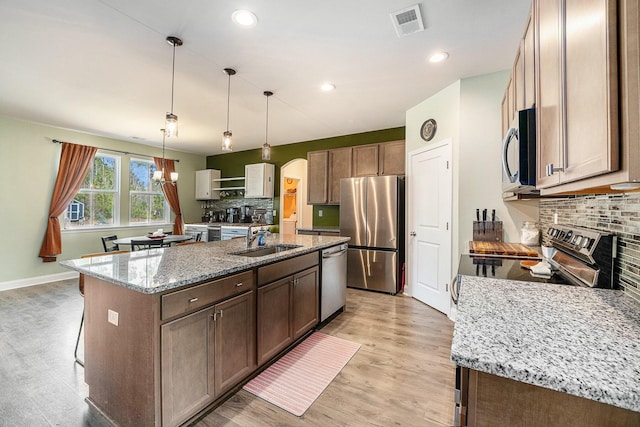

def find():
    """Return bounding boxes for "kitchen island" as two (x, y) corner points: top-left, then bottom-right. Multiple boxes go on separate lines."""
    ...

(451, 276), (640, 426)
(61, 234), (349, 427)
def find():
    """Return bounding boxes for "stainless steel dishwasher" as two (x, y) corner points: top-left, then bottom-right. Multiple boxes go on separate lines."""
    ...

(321, 243), (348, 322)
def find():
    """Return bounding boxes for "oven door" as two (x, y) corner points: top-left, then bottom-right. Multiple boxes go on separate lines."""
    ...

(207, 225), (221, 241)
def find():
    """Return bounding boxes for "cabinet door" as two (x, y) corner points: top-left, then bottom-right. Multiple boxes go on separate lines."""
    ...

(352, 144), (380, 177)
(501, 92), (509, 138)
(214, 291), (256, 395)
(257, 278), (292, 365)
(307, 151), (328, 204)
(292, 267), (319, 340)
(328, 147), (353, 204)
(562, 0), (618, 183)
(195, 169), (220, 200)
(161, 307), (215, 427)
(535, 0), (563, 188)
(245, 163), (274, 198)
(379, 140), (405, 175)
(523, 12), (536, 109)
(514, 47), (525, 112)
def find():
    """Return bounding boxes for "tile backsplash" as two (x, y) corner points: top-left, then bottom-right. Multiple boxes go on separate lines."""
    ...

(539, 193), (640, 302)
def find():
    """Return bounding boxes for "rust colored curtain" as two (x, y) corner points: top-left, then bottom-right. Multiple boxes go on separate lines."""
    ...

(39, 142), (97, 262)
(153, 157), (184, 235)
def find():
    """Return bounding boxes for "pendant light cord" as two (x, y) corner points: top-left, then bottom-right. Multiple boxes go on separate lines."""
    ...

(170, 43), (176, 115)
(265, 95), (269, 142)
(226, 73), (231, 131)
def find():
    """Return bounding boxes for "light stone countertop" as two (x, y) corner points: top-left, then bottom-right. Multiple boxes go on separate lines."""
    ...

(61, 234), (349, 294)
(451, 276), (640, 413)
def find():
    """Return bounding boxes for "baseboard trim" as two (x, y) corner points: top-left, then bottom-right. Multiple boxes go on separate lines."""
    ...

(0, 271), (78, 292)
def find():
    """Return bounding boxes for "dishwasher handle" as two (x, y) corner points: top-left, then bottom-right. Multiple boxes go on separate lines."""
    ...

(323, 249), (347, 258)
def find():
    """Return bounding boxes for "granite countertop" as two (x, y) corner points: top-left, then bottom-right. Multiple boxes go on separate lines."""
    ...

(185, 222), (268, 227)
(61, 234), (349, 295)
(451, 276), (640, 412)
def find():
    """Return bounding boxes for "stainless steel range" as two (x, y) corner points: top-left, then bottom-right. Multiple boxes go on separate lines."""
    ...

(453, 224), (618, 304)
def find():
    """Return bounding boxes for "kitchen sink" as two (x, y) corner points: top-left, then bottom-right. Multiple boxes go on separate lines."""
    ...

(229, 244), (302, 257)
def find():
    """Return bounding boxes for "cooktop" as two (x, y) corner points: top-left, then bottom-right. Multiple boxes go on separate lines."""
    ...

(456, 254), (569, 285)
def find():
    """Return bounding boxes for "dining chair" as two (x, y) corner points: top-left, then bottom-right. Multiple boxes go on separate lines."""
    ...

(176, 241), (205, 247)
(101, 235), (120, 252)
(131, 239), (170, 251)
(76, 250), (128, 366)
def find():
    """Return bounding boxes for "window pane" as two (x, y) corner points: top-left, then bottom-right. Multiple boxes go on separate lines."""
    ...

(151, 194), (166, 222)
(93, 193), (115, 225)
(130, 160), (150, 192)
(130, 194), (150, 224)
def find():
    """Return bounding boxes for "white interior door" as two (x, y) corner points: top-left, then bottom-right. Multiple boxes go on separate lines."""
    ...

(408, 140), (452, 315)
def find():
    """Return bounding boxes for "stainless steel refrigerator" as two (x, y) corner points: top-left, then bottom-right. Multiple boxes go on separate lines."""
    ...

(340, 175), (405, 294)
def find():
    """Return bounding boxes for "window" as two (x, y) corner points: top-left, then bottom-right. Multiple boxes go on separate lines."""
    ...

(129, 158), (169, 225)
(65, 153), (119, 228)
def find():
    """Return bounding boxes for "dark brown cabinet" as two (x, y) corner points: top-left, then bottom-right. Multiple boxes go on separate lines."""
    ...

(256, 252), (319, 365)
(328, 147), (352, 204)
(161, 273), (256, 427)
(308, 140), (405, 204)
(291, 267), (319, 339)
(161, 307), (215, 427)
(307, 150), (328, 204)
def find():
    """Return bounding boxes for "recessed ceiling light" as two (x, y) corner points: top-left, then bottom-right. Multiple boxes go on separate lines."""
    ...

(321, 83), (336, 92)
(429, 52), (449, 63)
(232, 10), (258, 27)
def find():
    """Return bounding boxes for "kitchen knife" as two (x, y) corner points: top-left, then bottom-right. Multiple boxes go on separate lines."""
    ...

(476, 209), (480, 222)
(491, 209), (495, 231)
(482, 209), (487, 233)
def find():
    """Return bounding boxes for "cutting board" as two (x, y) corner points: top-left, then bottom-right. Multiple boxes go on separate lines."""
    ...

(469, 241), (538, 257)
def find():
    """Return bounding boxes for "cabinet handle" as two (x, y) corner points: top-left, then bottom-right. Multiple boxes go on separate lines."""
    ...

(219, 310), (223, 318)
(235, 282), (243, 287)
(545, 163), (564, 176)
(211, 312), (216, 321)
(189, 297), (198, 303)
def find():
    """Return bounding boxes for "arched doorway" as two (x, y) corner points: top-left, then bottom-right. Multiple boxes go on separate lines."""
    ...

(279, 159), (313, 234)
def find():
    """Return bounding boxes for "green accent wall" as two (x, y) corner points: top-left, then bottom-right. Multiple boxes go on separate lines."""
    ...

(206, 127), (405, 227)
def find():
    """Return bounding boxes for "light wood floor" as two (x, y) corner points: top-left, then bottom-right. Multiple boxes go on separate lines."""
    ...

(199, 288), (456, 427)
(0, 281), (455, 427)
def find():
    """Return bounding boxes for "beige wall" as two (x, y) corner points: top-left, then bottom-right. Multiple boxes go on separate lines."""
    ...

(0, 115), (205, 289)
(405, 71), (539, 281)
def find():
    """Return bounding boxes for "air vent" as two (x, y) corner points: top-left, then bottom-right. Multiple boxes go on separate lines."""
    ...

(390, 4), (425, 37)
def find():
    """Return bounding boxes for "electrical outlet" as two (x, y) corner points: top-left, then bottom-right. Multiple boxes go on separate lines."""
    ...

(107, 309), (119, 326)
(318, 209), (323, 217)
(273, 209), (277, 217)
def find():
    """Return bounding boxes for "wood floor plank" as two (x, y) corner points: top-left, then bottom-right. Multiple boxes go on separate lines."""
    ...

(200, 289), (455, 426)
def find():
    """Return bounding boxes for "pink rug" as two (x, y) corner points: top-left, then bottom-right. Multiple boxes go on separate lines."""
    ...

(242, 332), (361, 416)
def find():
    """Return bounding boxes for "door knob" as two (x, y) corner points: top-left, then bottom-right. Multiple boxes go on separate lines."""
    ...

(409, 231), (416, 236)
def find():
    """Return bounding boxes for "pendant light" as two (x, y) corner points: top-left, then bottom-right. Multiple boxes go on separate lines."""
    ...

(222, 68), (236, 151)
(153, 128), (178, 184)
(262, 91), (273, 161)
(165, 36), (182, 138)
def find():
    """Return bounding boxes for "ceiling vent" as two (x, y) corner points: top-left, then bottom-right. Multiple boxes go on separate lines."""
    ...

(390, 4), (425, 37)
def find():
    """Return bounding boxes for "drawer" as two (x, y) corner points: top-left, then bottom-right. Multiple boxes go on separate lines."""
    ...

(161, 271), (254, 320)
(257, 252), (318, 286)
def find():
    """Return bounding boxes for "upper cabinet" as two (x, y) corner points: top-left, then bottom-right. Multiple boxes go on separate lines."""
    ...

(244, 163), (274, 198)
(307, 140), (405, 204)
(307, 151), (329, 204)
(535, 0), (619, 189)
(195, 169), (221, 200)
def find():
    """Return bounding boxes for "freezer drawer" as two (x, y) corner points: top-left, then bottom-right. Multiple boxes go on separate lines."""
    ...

(346, 248), (399, 294)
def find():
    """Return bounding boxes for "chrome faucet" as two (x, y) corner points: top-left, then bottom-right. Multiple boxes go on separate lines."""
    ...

(246, 225), (268, 248)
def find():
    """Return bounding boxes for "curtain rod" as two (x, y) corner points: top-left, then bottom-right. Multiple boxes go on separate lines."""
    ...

(51, 139), (180, 162)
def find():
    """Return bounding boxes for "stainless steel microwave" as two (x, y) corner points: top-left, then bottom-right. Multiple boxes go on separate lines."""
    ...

(502, 108), (538, 196)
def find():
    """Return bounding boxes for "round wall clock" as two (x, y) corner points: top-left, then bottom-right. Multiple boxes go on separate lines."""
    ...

(420, 119), (437, 142)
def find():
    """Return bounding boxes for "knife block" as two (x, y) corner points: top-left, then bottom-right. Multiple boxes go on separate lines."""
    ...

(473, 221), (503, 242)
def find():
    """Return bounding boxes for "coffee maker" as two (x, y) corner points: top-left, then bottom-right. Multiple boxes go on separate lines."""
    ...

(240, 205), (253, 223)
(226, 207), (239, 223)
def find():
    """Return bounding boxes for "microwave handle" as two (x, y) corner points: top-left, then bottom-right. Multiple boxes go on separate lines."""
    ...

(502, 127), (518, 183)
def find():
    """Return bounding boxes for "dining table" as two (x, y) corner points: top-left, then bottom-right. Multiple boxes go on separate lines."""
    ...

(113, 234), (193, 246)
